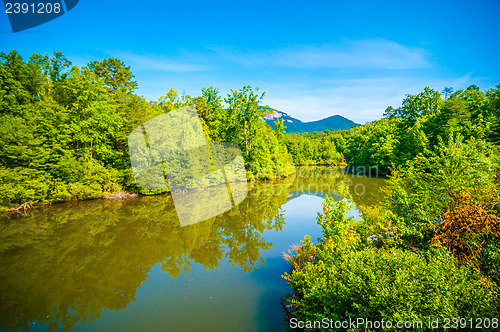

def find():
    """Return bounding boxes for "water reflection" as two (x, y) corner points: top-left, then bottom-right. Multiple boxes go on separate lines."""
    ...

(0, 167), (385, 331)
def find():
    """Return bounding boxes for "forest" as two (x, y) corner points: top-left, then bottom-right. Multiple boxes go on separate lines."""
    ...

(282, 85), (500, 328)
(1, 50), (500, 210)
(2, 50), (500, 329)
(0, 51), (296, 210)
(293, 85), (500, 175)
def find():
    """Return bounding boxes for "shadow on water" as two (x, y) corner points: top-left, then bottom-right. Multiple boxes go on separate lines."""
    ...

(251, 255), (292, 331)
(0, 167), (386, 331)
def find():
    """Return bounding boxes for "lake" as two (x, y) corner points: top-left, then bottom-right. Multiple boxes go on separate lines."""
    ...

(0, 167), (386, 332)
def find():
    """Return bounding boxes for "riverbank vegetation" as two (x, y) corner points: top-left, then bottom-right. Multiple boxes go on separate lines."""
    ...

(0, 51), (295, 211)
(282, 85), (500, 330)
(2, 49), (500, 330)
(288, 85), (500, 176)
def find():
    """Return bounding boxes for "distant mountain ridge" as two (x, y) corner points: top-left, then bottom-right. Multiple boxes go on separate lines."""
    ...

(263, 108), (360, 133)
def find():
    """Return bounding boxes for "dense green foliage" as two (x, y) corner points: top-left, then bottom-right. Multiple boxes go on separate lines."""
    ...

(283, 86), (500, 330)
(285, 237), (497, 331)
(284, 179), (500, 330)
(284, 131), (344, 165)
(0, 51), (293, 210)
(285, 84), (500, 175)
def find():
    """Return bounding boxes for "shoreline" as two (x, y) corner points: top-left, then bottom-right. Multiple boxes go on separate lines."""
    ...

(1, 163), (370, 215)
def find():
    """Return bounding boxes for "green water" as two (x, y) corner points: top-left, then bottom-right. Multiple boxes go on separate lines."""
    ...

(0, 167), (386, 332)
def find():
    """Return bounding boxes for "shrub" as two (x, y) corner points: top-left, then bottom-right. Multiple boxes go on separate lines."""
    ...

(282, 235), (316, 274)
(383, 135), (499, 225)
(0, 167), (51, 210)
(433, 197), (500, 286)
(434, 198), (500, 265)
(285, 246), (499, 331)
(283, 195), (500, 331)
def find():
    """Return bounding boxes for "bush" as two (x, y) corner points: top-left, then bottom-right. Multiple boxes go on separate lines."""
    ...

(433, 198), (500, 286)
(0, 167), (51, 210)
(383, 135), (499, 225)
(283, 194), (500, 331)
(282, 235), (316, 274)
(50, 180), (72, 202)
(285, 246), (498, 331)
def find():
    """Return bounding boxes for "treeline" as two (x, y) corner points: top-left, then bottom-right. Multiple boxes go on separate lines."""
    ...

(282, 128), (344, 165)
(291, 85), (500, 175)
(283, 88), (500, 326)
(2, 49), (499, 210)
(0, 51), (293, 211)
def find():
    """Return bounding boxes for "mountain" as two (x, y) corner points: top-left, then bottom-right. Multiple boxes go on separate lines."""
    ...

(263, 108), (360, 133)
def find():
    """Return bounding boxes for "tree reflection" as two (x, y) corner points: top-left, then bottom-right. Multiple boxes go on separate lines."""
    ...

(0, 167), (384, 331)
(0, 180), (289, 331)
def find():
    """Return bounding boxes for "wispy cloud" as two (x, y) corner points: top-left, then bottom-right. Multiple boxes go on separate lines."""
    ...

(264, 74), (477, 124)
(102, 42), (491, 124)
(211, 39), (431, 70)
(106, 51), (210, 72)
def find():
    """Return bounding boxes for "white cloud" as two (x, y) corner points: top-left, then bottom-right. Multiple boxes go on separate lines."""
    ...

(263, 75), (478, 124)
(211, 39), (431, 70)
(106, 51), (209, 72)
(102, 42), (495, 124)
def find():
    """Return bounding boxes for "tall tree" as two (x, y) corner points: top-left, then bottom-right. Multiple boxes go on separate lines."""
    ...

(225, 86), (270, 159)
(273, 118), (287, 142)
(442, 86), (454, 100)
(86, 58), (137, 93)
(0, 51), (32, 115)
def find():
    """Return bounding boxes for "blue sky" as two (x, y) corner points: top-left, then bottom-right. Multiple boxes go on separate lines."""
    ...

(1, 0), (499, 123)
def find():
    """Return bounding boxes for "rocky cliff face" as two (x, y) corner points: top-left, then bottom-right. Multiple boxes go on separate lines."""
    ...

(263, 108), (359, 133)
(264, 109), (284, 121)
